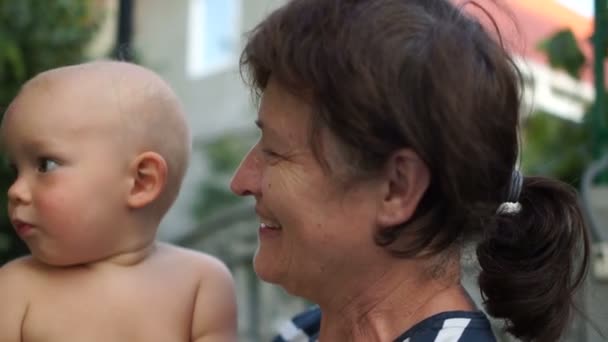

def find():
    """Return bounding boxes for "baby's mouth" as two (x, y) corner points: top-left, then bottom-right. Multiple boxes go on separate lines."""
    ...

(12, 219), (35, 236)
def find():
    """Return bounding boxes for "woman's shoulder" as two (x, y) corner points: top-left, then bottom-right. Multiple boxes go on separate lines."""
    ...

(273, 308), (497, 342)
(395, 311), (496, 342)
(273, 306), (321, 342)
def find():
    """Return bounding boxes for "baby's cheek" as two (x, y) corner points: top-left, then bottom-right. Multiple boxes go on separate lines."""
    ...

(38, 189), (67, 210)
(36, 192), (81, 227)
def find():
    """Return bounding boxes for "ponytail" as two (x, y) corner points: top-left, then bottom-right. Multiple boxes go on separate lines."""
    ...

(477, 176), (590, 342)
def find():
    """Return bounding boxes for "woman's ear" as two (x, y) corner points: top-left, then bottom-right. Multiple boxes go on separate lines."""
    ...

(126, 151), (168, 209)
(376, 149), (430, 227)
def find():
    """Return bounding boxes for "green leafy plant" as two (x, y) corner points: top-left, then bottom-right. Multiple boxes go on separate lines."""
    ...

(522, 110), (591, 186)
(537, 29), (586, 79)
(523, 27), (605, 186)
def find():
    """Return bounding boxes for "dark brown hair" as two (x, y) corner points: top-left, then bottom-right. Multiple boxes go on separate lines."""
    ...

(240, 0), (590, 341)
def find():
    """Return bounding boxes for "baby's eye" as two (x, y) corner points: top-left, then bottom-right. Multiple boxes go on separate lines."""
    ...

(37, 158), (59, 173)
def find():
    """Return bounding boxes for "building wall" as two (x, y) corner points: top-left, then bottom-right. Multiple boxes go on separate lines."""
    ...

(86, 0), (119, 58)
(516, 56), (593, 122)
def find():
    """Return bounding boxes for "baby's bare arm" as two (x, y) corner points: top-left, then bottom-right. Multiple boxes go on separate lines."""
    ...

(0, 258), (31, 341)
(190, 255), (237, 342)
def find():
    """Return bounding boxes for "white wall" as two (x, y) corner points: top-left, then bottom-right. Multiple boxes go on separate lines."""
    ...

(515, 56), (593, 122)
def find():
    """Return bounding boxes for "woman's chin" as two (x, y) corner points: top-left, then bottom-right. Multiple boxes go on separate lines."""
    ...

(252, 252), (284, 284)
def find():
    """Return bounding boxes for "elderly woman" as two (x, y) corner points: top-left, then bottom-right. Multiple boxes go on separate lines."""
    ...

(230, 0), (590, 341)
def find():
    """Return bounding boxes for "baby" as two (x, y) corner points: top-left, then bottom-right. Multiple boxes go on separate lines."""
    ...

(0, 61), (237, 342)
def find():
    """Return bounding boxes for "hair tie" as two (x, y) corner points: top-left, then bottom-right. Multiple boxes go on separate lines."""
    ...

(496, 170), (523, 215)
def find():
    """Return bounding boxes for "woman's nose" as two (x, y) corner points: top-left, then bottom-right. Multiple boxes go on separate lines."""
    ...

(230, 146), (262, 197)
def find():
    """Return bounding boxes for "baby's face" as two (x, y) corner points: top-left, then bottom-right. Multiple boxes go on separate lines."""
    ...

(1, 81), (132, 266)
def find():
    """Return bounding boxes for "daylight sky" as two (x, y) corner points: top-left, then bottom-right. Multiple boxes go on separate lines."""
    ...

(556, 0), (594, 17)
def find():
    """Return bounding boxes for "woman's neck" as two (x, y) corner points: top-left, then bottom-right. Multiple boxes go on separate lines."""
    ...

(316, 259), (474, 341)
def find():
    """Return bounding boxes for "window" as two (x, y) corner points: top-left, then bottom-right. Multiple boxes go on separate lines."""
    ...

(187, 0), (241, 78)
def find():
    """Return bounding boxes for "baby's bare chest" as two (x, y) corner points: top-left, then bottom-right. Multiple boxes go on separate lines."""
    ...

(22, 271), (199, 342)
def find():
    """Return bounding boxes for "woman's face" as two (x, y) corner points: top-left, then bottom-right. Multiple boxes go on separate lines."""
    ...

(230, 79), (383, 298)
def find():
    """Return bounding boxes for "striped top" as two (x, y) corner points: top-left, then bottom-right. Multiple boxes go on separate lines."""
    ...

(273, 307), (497, 342)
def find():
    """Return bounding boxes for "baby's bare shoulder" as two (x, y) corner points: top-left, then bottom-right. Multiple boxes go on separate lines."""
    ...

(0, 255), (43, 282)
(0, 256), (55, 300)
(158, 244), (238, 341)
(155, 242), (232, 280)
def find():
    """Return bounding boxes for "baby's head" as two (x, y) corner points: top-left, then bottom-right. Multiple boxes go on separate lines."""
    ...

(1, 61), (190, 266)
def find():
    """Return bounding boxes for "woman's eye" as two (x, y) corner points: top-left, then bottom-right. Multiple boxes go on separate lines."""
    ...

(37, 158), (59, 173)
(262, 149), (281, 159)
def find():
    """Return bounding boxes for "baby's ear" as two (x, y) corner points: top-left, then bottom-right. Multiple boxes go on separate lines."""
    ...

(126, 151), (167, 209)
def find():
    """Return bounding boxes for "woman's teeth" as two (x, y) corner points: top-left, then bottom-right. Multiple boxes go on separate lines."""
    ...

(261, 222), (281, 229)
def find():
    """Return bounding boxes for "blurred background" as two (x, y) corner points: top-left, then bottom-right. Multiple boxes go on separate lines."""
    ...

(0, 0), (607, 341)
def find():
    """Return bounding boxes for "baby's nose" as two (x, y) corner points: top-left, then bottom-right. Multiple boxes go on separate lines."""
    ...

(8, 176), (32, 205)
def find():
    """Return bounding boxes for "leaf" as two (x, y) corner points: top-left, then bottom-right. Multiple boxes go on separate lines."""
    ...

(3, 41), (26, 82)
(537, 29), (586, 79)
(522, 111), (591, 186)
